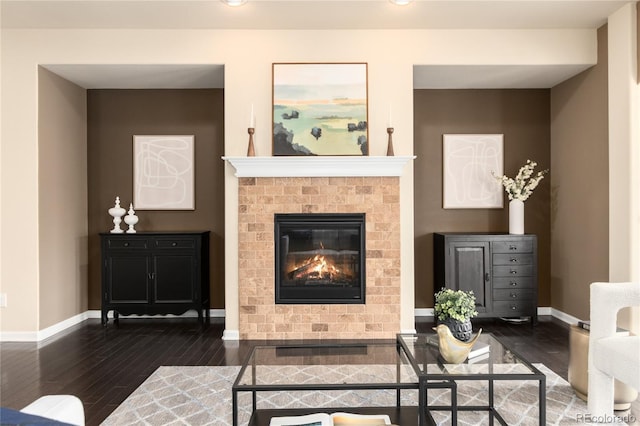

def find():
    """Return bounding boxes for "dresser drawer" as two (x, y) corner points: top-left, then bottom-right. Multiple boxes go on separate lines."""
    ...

(106, 238), (149, 249)
(154, 238), (196, 249)
(492, 239), (533, 254)
(493, 288), (535, 301)
(493, 253), (534, 266)
(493, 265), (534, 277)
(493, 300), (536, 316)
(493, 277), (535, 289)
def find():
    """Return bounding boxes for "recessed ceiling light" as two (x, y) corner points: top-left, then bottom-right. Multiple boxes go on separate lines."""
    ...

(389, 0), (413, 5)
(221, 0), (247, 6)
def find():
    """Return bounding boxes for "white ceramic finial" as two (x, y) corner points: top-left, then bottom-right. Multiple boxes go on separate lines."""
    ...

(124, 203), (139, 233)
(108, 196), (126, 233)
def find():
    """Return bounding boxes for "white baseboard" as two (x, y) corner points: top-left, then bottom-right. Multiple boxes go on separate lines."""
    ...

(549, 307), (581, 325)
(85, 309), (226, 320)
(0, 309), (226, 342)
(414, 308), (434, 317)
(0, 312), (92, 343)
(414, 306), (577, 325)
(0, 306), (578, 342)
(222, 329), (240, 340)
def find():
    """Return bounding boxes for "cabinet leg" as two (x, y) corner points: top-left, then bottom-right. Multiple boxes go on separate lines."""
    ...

(101, 310), (108, 326)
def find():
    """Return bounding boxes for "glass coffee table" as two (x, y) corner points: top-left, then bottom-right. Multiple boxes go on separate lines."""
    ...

(232, 342), (420, 426)
(397, 333), (546, 425)
(232, 334), (546, 426)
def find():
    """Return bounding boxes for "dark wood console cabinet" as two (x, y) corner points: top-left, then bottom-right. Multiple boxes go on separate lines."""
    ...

(100, 231), (210, 325)
(434, 233), (538, 324)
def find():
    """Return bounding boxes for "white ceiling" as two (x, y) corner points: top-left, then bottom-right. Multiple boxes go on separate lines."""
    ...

(5, 0), (632, 89)
(2, 0), (630, 30)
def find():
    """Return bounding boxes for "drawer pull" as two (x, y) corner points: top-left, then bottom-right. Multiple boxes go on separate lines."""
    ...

(123, 242), (129, 247)
(511, 305), (517, 310)
(510, 282), (518, 286)
(509, 245), (517, 250)
(510, 258), (518, 263)
(510, 270), (518, 275)
(171, 242), (178, 247)
(485, 273), (490, 282)
(510, 293), (518, 298)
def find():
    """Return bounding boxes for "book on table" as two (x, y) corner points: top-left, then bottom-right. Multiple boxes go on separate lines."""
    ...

(427, 335), (489, 360)
(269, 412), (393, 426)
(468, 341), (489, 359)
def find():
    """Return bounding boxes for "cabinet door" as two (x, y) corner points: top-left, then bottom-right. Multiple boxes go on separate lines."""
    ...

(153, 254), (196, 303)
(106, 255), (149, 303)
(447, 241), (491, 313)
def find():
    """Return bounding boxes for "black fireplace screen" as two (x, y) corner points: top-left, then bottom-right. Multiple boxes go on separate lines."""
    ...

(275, 213), (365, 304)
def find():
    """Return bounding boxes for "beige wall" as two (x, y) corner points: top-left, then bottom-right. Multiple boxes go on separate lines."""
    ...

(37, 67), (88, 329)
(0, 27), (598, 335)
(86, 89), (226, 310)
(550, 26), (610, 321)
(608, 4), (639, 333)
(413, 89), (551, 309)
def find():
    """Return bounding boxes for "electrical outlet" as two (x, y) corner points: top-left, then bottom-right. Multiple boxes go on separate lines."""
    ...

(0, 293), (7, 308)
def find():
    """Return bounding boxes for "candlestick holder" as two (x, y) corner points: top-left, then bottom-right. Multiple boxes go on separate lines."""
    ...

(247, 128), (255, 157)
(386, 127), (395, 156)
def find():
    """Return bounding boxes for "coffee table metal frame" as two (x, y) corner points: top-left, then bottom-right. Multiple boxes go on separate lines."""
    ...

(231, 341), (426, 426)
(231, 334), (546, 426)
(397, 333), (547, 425)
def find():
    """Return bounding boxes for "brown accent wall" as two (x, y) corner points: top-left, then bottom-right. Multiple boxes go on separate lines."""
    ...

(549, 26), (609, 320)
(413, 89), (551, 309)
(87, 89), (225, 310)
(238, 177), (401, 339)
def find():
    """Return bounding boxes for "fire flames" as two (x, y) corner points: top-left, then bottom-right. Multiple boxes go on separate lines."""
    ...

(287, 253), (353, 284)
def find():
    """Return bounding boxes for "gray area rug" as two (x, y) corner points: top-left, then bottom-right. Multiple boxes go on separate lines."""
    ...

(101, 364), (629, 425)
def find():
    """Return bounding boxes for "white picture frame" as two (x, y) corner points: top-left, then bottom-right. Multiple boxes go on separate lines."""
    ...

(133, 135), (195, 210)
(443, 134), (504, 209)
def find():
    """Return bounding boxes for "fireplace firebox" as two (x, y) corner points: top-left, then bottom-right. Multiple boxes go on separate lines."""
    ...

(275, 213), (365, 304)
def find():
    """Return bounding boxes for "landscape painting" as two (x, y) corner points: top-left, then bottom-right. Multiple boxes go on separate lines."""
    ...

(272, 63), (368, 156)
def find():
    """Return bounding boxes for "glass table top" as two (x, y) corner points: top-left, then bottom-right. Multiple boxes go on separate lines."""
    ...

(233, 342), (419, 388)
(397, 333), (544, 378)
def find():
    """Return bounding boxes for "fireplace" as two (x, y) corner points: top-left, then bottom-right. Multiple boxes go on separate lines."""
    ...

(275, 213), (366, 304)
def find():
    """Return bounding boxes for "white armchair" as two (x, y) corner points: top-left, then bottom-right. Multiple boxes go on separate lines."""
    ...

(588, 282), (640, 419)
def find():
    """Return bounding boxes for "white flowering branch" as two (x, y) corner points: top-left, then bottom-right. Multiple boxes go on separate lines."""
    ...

(493, 159), (548, 202)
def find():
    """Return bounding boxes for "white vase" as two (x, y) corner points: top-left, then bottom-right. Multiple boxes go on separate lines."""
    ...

(509, 199), (524, 234)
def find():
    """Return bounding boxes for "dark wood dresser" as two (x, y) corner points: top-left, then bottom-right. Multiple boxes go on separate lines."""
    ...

(434, 233), (538, 324)
(100, 231), (210, 325)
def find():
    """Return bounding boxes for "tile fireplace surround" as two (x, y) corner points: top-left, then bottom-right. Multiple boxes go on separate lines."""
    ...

(225, 156), (414, 340)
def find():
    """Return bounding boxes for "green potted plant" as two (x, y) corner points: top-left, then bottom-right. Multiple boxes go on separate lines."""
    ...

(434, 288), (479, 342)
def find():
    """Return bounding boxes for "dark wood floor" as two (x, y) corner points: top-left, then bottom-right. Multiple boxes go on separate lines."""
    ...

(0, 316), (636, 425)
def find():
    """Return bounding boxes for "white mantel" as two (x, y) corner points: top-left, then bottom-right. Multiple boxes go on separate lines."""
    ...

(222, 156), (416, 178)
